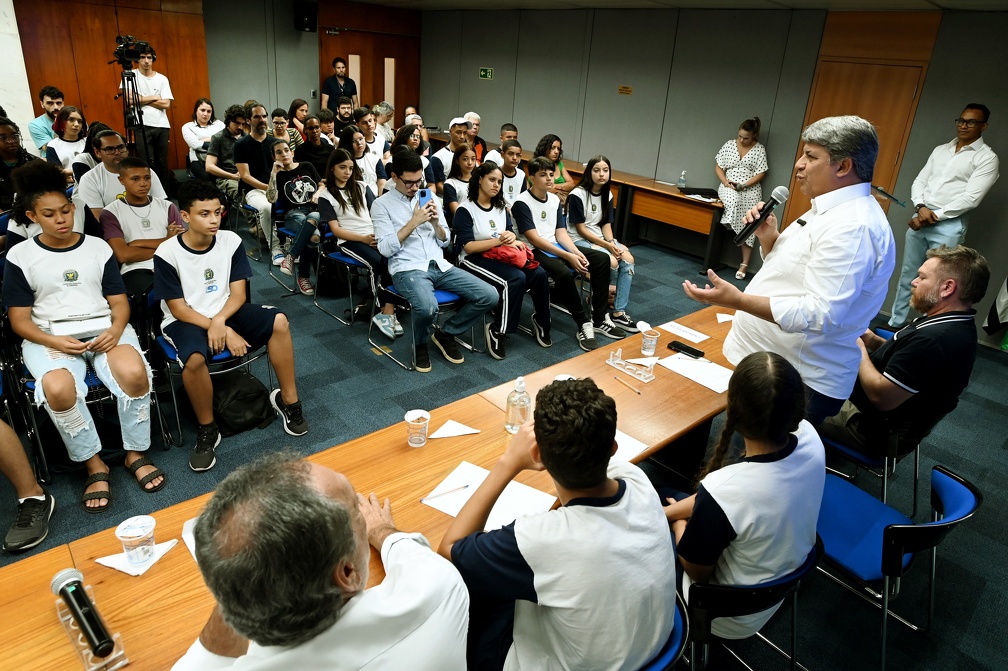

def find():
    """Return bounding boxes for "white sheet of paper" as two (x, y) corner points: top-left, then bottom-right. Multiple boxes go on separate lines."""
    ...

(716, 313), (734, 323)
(96, 539), (178, 576)
(182, 517), (198, 562)
(657, 320), (710, 343)
(625, 356), (660, 366)
(657, 354), (732, 393)
(429, 420), (481, 439)
(611, 429), (648, 463)
(422, 461), (556, 531)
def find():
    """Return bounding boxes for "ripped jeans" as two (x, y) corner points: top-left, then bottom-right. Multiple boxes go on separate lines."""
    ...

(21, 324), (152, 463)
(576, 241), (635, 312)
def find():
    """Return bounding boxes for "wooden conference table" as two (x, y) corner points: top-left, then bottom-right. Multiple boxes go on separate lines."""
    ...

(4, 306), (732, 670)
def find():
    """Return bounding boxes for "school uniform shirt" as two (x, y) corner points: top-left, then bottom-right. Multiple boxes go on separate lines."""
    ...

(3, 234), (124, 330)
(365, 134), (390, 162)
(355, 152), (387, 196)
(453, 202), (513, 260)
(678, 420), (825, 639)
(500, 167), (527, 207)
(73, 164), (167, 232)
(100, 196), (183, 275)
(566, 186), (612, 244)
(512, 190), (565, 246)
(443, 177), (471, 214)
(46, 137), (87, 170)
(318, 183), (374, 237)
(153, 231), (252, 331)
(484, 148), (504, 167)
(450, 461), (677, 671)
(431, 146), (453, 183)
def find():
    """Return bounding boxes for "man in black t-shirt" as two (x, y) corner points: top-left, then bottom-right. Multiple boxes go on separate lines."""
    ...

(294, 115), (334, 176)
(819, 245), (990, 456)
(321, 57), (358, 111)
(234, 104), (280, 263)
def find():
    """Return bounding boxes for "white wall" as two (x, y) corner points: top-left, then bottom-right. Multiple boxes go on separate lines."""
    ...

(0, 0), (41, 156)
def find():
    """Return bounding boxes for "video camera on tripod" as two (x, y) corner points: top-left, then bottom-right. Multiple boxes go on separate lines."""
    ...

(110, 35), (153, 69)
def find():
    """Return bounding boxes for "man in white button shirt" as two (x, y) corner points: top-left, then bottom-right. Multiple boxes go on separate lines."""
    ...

(172, 453), (469, 671)
(888, 103), (999, 328)
(683, 115), (896, 424)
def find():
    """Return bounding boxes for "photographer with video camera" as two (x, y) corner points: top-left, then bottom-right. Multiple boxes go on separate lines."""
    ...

(115, 37), (173, 195)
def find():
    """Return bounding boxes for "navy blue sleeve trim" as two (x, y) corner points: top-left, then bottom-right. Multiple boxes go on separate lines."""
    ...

(230, 242), (253, 281)
(567, 193), (586, 225)
(431, 157), (446, 183)
(451, 523), (538, 603)
(453, 208), (476, 246)
(318, 198), (337, 223)
(444, 183), (458, 207)
(424, 163), (436, 187)
(153, 255), (184, 301)
(512, 201), (534, 233)
(677, 483), (737, 567)
(555, 205), (567, 230)
(375, 160), (387, 180)
(365, 187), (376, 209)
(2, 259), (35, 307)
(101, 255), (127, 296)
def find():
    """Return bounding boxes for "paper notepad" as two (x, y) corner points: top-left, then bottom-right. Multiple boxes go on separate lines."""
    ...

(657, 353), (732, 393)
(611, 429), (648, 463)
(422, 461), (556, 531)
(657, 320), (709, 343)
(429, 420), (480, 439)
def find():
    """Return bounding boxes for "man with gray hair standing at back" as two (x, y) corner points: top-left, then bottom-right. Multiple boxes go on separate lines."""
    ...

(684, 115), (896, 424)
(172, 453), (469, 670)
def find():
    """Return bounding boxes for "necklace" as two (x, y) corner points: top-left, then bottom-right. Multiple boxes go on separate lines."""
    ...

(124, 196), (153, 229)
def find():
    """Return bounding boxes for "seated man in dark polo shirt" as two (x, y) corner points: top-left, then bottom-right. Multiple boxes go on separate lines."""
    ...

(819, 244), (990, 457)
(294, 115), (334, 176)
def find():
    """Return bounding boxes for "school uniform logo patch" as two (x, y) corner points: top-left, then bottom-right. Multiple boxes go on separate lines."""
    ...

(63, 270), (79, 283)
(591, 204), (597, 212)
(204, 269), (214, 281)
(540, 211), (546, 219)
(489, 219), (498, 230)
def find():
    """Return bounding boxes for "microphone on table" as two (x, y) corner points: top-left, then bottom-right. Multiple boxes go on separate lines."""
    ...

(733, 186), (789, 246)
(51, 568), (115, 658)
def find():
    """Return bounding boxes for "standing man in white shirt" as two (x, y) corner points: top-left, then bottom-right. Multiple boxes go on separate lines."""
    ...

(684, 115), (896, 424)
(129, 45), (174, 193)
(888, 103), (999, 328)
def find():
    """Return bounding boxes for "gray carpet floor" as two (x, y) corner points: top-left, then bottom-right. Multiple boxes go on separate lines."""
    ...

(2, 235), (1006, 670)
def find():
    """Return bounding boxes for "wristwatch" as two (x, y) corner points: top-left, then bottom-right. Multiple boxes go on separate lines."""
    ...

(914, 203), (925, 214)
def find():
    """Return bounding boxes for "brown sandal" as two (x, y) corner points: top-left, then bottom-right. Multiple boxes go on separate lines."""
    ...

(126, 456), (166, 493)
(81, 472), (111, 514)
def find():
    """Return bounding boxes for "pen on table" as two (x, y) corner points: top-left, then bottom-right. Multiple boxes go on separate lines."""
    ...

(421, 485), (470, 502)
(613, 375), (642, 395)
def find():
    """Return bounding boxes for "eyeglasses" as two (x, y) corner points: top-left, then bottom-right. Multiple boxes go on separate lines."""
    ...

(954, 118), (982, 128)
(0, 132), (21, 144)
(400, 178), (426, 188)
(273, 120), (287, 126)
(101, 144), (128, 154)
(410, 134), (422, 140)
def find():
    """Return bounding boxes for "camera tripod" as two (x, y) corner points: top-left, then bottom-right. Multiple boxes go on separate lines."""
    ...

(117, 68), (151, 163)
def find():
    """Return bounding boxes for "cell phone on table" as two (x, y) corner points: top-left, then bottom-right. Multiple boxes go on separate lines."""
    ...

(668, 340), (704, 359)
(417, 188), (433, 209)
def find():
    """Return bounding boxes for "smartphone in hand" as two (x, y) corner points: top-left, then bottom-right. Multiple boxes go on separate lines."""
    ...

(417, 188), (433, 209)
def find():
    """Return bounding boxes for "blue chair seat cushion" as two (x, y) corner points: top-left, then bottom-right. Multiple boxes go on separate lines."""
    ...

(385, 285), (461, 304)
(23, 366), (103, 394)
(327, 251), (367, 268)
(156, 336), (234, 365)
(817, 474), (912, 583)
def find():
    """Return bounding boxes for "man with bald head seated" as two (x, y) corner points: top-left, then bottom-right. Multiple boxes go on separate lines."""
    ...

(172, 452), (469, 670)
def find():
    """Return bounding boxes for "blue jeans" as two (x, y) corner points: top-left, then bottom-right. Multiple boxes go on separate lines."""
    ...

(576, 241), (634, 312)
(284, 207), (321, 259)
(392, 261), (497, 344)
(889, 217), (966, 325)
(22, 325), (152, 462)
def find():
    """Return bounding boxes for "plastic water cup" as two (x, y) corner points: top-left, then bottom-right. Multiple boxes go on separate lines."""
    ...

(405, 409), (431, 448)
(641, 330), (661, 356)
(115, 515), (157, 564)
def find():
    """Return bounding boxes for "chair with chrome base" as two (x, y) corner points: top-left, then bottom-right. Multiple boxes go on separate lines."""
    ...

(368, 284), (475, 371)
(314, 234), (372, 325)
(639, 592), (689, 671)
(815, 465), (982, 670)
(686, 536), (822, 671)
(821, 430), (922, 518)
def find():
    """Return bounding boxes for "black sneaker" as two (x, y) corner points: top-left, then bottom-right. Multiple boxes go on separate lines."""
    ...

(485, 322), (506, 360)
(531, 312), (552, 348)
(577, 322), (598, 352)
(610, 312), (640, 333)
(431, 328), (465, 364)
(594, 313), (627, 340)
(414, 344), (432, 372)
(270, 389), (309, 436)
(190, 423), (220, 472)
(3, 492), (55, 552)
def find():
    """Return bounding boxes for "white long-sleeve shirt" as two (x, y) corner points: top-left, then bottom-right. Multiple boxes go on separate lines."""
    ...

(911, 137), (999, 222)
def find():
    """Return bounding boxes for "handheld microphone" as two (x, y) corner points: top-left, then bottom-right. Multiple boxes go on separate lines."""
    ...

(733, 186), (789, 246)
(51, 568), (115, 658)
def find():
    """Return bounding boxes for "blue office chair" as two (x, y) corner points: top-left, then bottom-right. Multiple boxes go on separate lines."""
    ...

(314, 234), (373, 325)
(687, 536), (822, 671)
(816, 466), (982, 670)
(639, 592), (689, 671)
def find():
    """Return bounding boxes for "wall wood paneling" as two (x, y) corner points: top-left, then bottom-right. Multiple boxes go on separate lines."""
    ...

(14, 0), (210, 172)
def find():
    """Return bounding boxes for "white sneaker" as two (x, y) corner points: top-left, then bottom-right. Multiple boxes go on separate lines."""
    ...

(391, 314), (404, 336)
(372, 313), (395, 339)
(272, 252), (284, 266)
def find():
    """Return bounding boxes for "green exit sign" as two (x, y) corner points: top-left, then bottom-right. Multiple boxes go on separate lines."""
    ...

(479, 67), (494, 80)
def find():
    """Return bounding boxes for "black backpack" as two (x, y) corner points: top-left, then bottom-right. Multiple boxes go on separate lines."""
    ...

(211, 369), (276, 436)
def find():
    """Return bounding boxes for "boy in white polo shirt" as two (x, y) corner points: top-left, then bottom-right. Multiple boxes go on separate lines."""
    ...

(153, 180), (309, 472)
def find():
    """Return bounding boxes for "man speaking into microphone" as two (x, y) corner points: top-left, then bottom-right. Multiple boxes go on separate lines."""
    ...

(684, 115), (895, 423)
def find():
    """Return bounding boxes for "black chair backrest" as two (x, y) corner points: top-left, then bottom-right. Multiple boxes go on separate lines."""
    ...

(881, 465), (982, 576)
(688, 535), (823, 645)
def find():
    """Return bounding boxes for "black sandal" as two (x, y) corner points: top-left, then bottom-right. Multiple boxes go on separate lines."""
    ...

(81, 472), (111, 514)
(126, 456), (166, 493)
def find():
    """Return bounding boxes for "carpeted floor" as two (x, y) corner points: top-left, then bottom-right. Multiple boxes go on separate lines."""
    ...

(2, 235), (1006, 670)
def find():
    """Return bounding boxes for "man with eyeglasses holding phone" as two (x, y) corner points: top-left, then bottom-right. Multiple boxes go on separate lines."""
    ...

(888, 103), (999, 328)
(75, 130), (167, 228)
